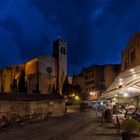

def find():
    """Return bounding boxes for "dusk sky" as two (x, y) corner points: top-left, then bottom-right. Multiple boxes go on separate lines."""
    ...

(0, 0), (140, 75)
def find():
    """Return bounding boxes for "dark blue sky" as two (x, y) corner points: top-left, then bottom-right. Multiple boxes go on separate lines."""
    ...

(0, 0), (140, 75)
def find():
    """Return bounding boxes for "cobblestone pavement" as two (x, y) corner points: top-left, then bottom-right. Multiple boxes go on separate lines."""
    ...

(0, 110), (140, 140)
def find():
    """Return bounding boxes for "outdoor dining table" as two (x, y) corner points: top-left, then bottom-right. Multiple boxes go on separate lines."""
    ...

(112, 114), (125, 125)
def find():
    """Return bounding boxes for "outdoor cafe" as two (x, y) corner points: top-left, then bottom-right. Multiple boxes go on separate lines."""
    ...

(100, 65), (140, 134)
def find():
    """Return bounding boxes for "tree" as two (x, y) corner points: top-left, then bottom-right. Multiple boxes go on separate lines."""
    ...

(74, 84), (82, 93)
(74, 84), (88, 100)
(18, 70), (27, 93)
(12, 79), (17, 93)
(62, 75), (74, 97)
(35, 83), (40, 93)
(64, 75), (69, 84)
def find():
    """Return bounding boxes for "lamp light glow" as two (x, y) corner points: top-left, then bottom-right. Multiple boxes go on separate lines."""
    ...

(72, 93), (75, 97)
(123, 92), (128, 97)
(90, 92), (93, 95)
(75, 96), (79, 100)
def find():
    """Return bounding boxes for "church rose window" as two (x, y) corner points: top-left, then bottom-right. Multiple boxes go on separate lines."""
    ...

(46, 66), (52, 74)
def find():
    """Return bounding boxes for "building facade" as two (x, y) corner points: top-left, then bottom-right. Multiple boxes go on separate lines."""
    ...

(83, 65), (105, 92)
(0, 64), (24, 93)
(104, 64), (120, 89)
(121, 33), (140, 72)
(72, 65), (105, 100)
(72, 74), (86, 95)
(73, 64), (120, 100)
(102, 32), (140, 101)
(0, 39), (67, 94)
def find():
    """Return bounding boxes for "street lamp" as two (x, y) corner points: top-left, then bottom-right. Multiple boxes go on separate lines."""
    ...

(75, 96), (80, 101)
(72, 93), (75, 97)
(90, 91), (93, 95)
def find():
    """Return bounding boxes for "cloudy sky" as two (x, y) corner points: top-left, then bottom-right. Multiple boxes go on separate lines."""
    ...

(0, 0), (140, 74)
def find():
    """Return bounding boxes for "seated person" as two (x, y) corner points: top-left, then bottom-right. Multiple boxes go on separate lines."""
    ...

(126, 108), (135, 114)
(119, 105), (126, 114)
(133, 108), (140, 117)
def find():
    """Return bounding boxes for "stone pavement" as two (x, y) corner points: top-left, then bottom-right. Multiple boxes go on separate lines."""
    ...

(0, 110), (140, 140)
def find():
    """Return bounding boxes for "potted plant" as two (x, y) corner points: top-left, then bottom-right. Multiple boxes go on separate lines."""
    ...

(122, 118), (140, 140)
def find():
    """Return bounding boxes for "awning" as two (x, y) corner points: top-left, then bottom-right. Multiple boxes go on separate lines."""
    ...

(100, 65), (140, 99)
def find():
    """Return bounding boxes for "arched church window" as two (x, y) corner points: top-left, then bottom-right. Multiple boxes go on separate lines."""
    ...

(61, 47), (66, 55)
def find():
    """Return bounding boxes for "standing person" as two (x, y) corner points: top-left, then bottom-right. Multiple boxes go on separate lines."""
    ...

(95, 102), (99, 115)
(99, 103), (106, 125)
(104, 103), (112, 122)
(101, 104), (106, 124)
(112, 105), (118, 114)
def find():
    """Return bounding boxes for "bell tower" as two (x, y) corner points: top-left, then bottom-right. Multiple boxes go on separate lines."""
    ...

(53, 39), (67, 95)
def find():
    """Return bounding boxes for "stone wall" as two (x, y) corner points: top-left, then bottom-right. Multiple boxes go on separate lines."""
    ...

(38, 55), (56, 94)
(0, 100), (65, 119)
(104, 65), (120, 89)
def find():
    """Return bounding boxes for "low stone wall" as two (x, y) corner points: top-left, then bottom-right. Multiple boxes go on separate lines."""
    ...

(0, 100), (65, 119)
(66, 105), (80, 113)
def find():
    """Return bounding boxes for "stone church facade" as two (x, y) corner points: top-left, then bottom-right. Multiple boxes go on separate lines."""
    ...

(0, 39), (67, 94)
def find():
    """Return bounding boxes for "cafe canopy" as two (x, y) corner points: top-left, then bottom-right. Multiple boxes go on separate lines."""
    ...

(101, 65), (140, 99)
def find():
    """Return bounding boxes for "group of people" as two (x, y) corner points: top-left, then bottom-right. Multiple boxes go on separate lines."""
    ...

(92, 101), (140, 123)
(102, 102), (140, 122)
(112, 104), (140, 117)
(94, 101), (139, 121)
